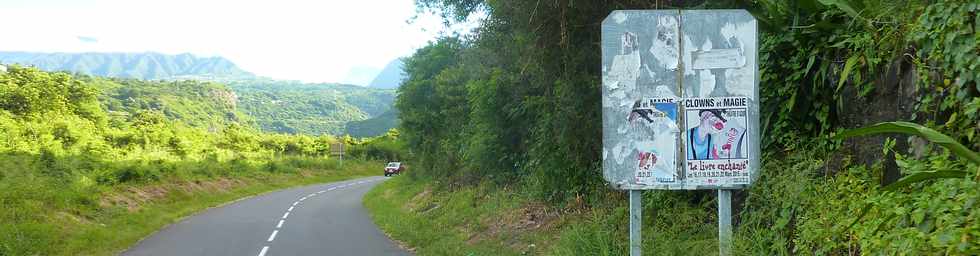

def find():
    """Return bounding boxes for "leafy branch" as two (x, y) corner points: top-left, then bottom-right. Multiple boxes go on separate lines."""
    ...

(836, 121), (978, 233)
(836, 121), (979, 165)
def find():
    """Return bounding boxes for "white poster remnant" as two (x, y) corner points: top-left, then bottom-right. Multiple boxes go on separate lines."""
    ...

(626, 98), (679, 185)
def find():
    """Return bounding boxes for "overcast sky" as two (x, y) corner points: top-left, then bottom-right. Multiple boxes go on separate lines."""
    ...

(0, 0), (476, 84)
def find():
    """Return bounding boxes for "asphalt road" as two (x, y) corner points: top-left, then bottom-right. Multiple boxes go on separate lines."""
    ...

(122, 176), (410, 256)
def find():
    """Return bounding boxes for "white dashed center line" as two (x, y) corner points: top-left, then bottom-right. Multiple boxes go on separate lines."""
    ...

(267, 230), (279, 242)
(255, 178), (384, 256)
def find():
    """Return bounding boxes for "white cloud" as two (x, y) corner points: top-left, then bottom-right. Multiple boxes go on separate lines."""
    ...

(0, 0), (475, 83)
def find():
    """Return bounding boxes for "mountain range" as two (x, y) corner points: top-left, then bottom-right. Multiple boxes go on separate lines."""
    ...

(368, 58), (406, 89)
(0, 51), (255, 81)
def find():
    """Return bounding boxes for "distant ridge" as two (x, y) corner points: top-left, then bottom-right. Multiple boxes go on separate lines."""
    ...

(0, 51), (255, 80)
(368, 58), (405, 89)
(345, 108), (399, 137)
(0, 51), (398, 137)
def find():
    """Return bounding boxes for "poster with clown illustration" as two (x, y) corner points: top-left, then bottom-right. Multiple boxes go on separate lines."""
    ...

(683, 97), (751, 186)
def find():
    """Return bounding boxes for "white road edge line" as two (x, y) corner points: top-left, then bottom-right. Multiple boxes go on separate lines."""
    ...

(258, 246), (269, 256)
(328, 187), (336, 191)
(267, 230), (279, 242)
(292, 202), (298, 206)
(282, 212), (290, 219)
(308, 193), (316, 197)
(277, 220), (284, 228)
(287, 206), (294, 212)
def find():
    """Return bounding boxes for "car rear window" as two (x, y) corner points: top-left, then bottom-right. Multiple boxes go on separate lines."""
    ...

(387, 162), (400, 168)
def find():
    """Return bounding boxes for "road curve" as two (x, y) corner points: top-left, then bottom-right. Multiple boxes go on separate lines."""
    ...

(122, 176), (410, 256)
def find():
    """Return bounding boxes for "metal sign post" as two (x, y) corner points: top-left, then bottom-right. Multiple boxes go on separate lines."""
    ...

(330, 143), (345, 168)
(629, 190), (642, 256)
(718, 189), (732, 255)
(601, 9), (758, 255)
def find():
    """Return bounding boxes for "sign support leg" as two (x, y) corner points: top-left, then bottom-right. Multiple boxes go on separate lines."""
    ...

(718, 189), (732, 256)
(629, 190), (642, 256)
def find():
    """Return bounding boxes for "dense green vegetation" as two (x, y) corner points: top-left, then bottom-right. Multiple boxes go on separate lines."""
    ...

(372, 0), (979, 255)
(230, 79), (397, 136)
(86, 76), (252, 129)
(0, 65), (398, 255)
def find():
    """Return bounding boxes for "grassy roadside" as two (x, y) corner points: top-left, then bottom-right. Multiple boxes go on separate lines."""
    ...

(364, 176), (705, 256)
(364, 176), (535, 255)
(364, 150), (980, 255)
(363, 176), (726, 256)
(1, 158), (379, 256)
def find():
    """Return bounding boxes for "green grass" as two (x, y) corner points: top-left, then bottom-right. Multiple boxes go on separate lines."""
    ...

(0, 158), (379, 256)
(365, 177), (531, 255)
(364, 176), (720, 256)
(363, 166), (757, 256)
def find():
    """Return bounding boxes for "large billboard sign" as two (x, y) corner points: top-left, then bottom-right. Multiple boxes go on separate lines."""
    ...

(601, 10), (760, 190)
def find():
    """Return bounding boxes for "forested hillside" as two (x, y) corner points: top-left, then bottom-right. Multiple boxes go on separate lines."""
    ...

(0, 51), (402, 137)
(230, 80), (397, 135)
(377, 0), (979, 254)
(345, 109), (399, 138)
(0, 52), (254, 80)
(85, 77), (251, 130)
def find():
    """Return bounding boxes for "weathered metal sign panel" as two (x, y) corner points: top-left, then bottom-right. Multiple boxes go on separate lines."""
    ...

(330, 143), (345, 155)
(601, 10), (759, 190)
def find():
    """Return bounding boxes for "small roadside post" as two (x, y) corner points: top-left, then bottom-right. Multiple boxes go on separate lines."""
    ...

(330, 143), (345, 168)
(601, 10), (759, 256)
